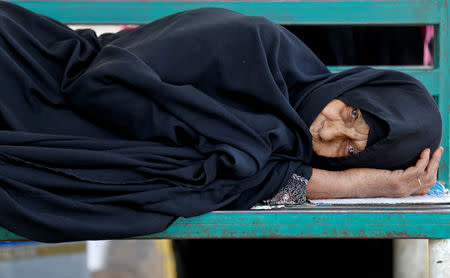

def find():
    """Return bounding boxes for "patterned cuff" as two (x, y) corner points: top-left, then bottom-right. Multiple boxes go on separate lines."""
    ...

(263, 173), (308, 205)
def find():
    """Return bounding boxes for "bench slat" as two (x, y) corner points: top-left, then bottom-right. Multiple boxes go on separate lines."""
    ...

(12, 1), (441, 24)
(2, 207), (450, 241)
(328, 67), (441, 97)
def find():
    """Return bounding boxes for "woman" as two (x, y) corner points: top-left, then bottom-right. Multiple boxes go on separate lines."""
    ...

(0, 3), (442, 242)
(266, 69), (443, 205)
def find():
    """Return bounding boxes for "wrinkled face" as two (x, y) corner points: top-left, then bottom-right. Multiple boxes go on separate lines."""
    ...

(309, 99), (370, 157)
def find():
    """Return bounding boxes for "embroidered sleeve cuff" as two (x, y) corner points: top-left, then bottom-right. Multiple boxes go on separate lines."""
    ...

(262, 173), (308, 205)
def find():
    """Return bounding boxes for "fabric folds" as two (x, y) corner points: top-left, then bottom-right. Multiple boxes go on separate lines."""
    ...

(0, 3), (330, 242)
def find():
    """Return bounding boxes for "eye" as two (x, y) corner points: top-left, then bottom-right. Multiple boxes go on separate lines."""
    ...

(351, 108), (358, 118)
(348, 146), (355, 155)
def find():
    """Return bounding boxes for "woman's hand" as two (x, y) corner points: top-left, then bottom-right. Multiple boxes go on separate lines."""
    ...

(307, 147), (444, 199)
(385, 147), (443, 197)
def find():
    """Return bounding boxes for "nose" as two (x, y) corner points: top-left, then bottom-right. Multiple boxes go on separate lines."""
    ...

(319, 120), (348, 141)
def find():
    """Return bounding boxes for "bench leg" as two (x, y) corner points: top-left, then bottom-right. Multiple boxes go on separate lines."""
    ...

(428, 239), (450, 278)
(393, 239), (427, 278)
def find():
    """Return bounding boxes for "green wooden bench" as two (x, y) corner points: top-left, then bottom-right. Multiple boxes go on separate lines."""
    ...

(3, 0), (450, 275)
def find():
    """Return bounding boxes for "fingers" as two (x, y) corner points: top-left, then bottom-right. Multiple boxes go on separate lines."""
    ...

(413, 147), (444, 195)
(409, 148), (430, 178)
(426, 147), (444, 174)
(383, 147), (443, 198)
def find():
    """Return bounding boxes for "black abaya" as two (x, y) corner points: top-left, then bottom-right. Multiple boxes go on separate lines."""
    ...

(0, 3), (328, 242)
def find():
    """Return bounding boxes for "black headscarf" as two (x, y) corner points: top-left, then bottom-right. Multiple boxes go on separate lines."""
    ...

(0, 3), (441, 242)
(358, 110), (389, 148)
(296, 67), (442, 170)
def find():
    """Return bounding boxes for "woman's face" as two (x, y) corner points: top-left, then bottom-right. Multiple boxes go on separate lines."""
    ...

(309, 99), (370, 157)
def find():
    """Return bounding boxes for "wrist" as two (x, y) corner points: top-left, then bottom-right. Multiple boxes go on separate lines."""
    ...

(344, 168), (393, 198)
(307, 168), (355, 199)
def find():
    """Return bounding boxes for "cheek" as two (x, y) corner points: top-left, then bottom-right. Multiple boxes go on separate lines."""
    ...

(312, 139), (343, 157)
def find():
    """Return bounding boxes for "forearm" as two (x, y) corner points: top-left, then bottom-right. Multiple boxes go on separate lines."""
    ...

(306, 168), (391, 199)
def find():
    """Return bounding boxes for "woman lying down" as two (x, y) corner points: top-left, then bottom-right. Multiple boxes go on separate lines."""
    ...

(0, 2), (443, 242)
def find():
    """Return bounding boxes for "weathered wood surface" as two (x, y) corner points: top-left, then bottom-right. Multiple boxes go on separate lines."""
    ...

(10, 0), (442, 24)
(1, 206), (450, 241)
